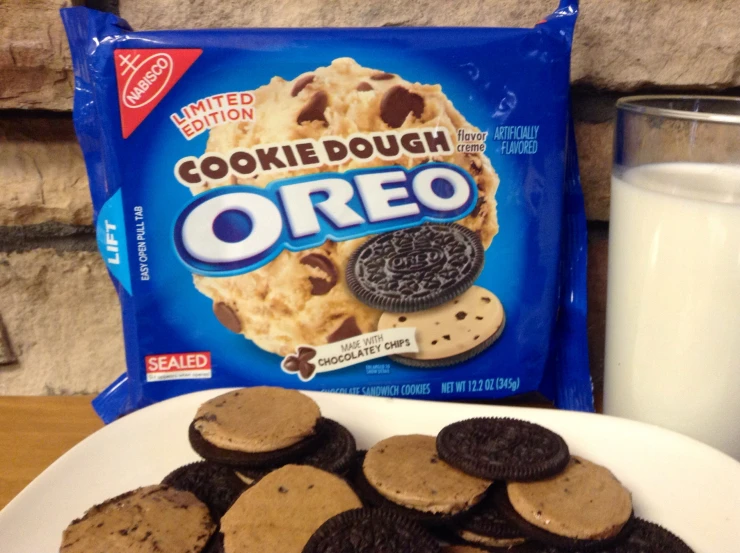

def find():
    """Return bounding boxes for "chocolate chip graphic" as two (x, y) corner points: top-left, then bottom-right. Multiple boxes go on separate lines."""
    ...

(467, 155), (483, 176)
(301, 253), (338, 295)
(471, 197), (485, 217)
(283, 355), (300, 372)
(291, 74), (314, 96)
(278, 486), (288, 493)
(213, 302), (242, 333)
(398, 316), (407, 322)
(356, 82), (374, 91)
(481, 296), (491, 303)
(328, 316), (362, 343)
(299, 361), (316, 380)
(297, 346), (317, 361)
(456, 311), (467, 320)
(297, 91), (328, 125)
(371, 72), (395, 80)
(443, 335), (451, 340)
(380, 86), (424, 128)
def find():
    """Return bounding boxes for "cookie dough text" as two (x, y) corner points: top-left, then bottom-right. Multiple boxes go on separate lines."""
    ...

(174, 128), (453, 187)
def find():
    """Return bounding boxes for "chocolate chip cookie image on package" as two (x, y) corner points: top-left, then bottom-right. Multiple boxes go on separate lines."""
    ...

(190, 57), (500, 356)
(376, 285), (505, 367)
(345, 224), (504, 367)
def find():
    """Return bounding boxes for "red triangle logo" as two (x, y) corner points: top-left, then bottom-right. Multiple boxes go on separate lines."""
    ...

(114, 49), (202, 139)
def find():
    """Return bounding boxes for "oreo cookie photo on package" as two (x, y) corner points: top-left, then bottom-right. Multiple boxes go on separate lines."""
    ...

(61, 0), (592, 422)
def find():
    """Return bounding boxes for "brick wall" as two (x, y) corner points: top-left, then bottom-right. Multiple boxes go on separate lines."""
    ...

(1, 0), (738, 395)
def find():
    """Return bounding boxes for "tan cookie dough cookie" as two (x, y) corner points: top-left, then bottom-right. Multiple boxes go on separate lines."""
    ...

(193, 57), (499, 355)
(378, 286), (505, 362)
(193, 387), (320, 452)
(507, 456), (633, 540)
(363, 434), (491, 514)
(220, 464), (362, 553)
(60, 485), (215, 553)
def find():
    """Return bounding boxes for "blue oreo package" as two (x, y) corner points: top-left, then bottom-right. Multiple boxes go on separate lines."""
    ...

(61, 2), (593, 423)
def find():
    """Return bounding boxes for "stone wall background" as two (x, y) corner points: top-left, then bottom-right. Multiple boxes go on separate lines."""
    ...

(1, 0), (738, 396)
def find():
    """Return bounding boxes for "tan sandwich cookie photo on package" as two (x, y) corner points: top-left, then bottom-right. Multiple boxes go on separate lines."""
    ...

(192, 57), (500, 356)
(60, 485), (216, 553)
(378, 285), (505, 366)
(219, 464), (362, 553)
(361, 434), (491, 515)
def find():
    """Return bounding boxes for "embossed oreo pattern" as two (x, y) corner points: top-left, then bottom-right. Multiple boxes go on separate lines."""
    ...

(162, 461), (247, 519)
(605, 519), (695, 553)
(302, 508), (441, 553)
(298, 418), (357, 475)
(455, 493), (525, 541)
(436, 418), (570, 481)
(346, 224), (484, 313)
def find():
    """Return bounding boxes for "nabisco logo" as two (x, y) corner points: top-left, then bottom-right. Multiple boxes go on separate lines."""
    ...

(114, 48), (202, 139)
(121, 53), (174, 109)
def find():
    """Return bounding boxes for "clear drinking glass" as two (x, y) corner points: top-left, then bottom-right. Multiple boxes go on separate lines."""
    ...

(604, 96), (740, 459)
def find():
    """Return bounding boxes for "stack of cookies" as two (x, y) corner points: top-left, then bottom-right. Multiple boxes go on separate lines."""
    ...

(59, 386), (694, 553)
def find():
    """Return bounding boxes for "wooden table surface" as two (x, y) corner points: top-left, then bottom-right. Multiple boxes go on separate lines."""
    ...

(0, 392), (601, 511)
(0, 395), (102, 510)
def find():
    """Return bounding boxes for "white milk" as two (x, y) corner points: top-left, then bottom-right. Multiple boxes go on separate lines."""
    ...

(604, 162), (740, 459)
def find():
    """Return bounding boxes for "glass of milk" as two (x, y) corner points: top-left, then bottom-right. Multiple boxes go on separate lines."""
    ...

(604, 96), (740, 459)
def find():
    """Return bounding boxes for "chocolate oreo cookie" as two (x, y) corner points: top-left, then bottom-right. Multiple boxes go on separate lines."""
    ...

(302, 508), (441, 553)
(189, 417), (325, 469)
(605, 519), (695, 553)
(162, 461), (247, 519)
(436, 417), (570, 481)
(346, 224), (484, 312)
(450, 492), (526, 548)
(297, 418), (357, 475)
(491, 482), (635, 551)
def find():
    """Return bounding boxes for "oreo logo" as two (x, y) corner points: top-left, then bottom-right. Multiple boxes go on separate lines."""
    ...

(388, 249), (444, 275)
(174, 163), (477, 276)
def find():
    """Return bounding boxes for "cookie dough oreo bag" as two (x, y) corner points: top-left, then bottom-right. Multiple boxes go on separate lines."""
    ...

(62, 1), (592, 422)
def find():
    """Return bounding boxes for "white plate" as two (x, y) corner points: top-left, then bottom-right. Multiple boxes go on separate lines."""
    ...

(1, 390), (739, 552)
